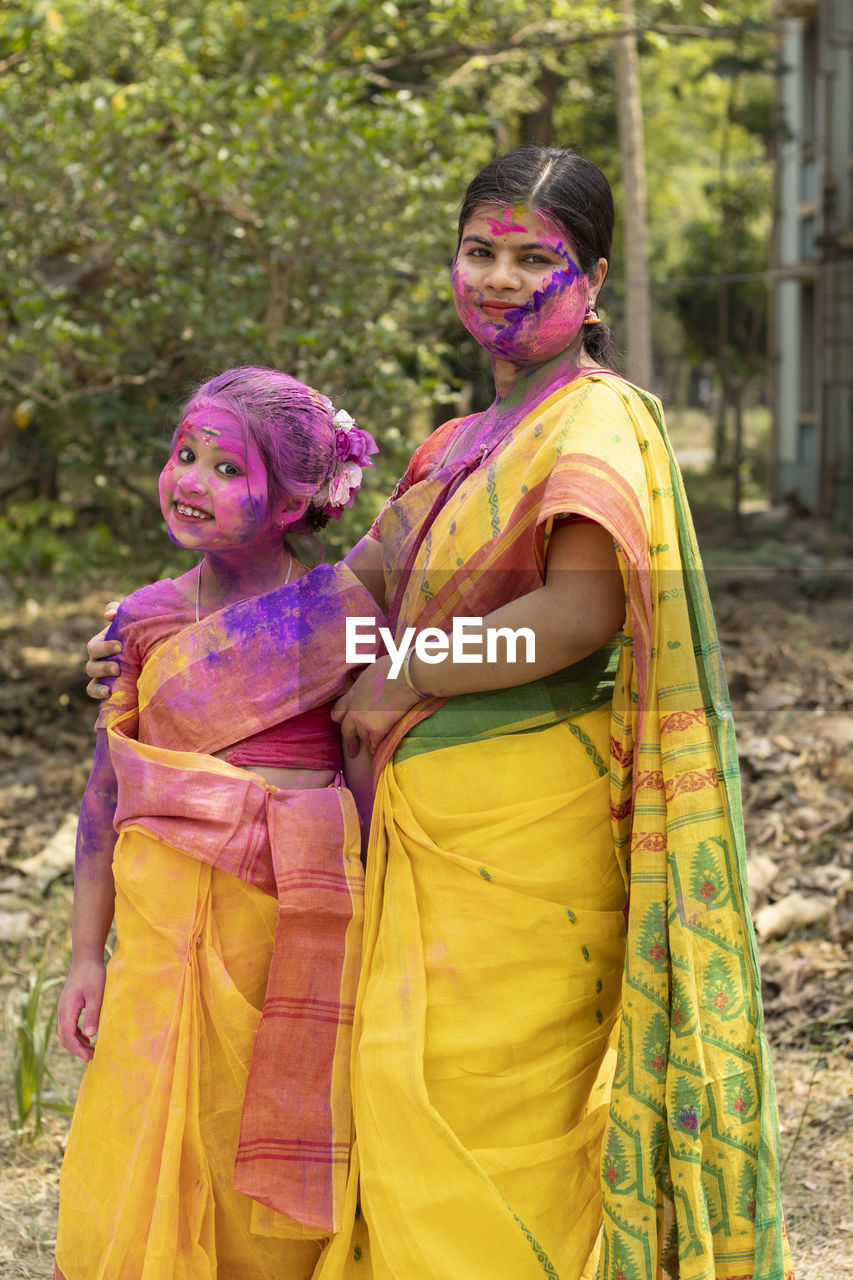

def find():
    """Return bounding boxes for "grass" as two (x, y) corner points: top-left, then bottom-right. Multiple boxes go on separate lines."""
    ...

(6, 966), (73, 1142)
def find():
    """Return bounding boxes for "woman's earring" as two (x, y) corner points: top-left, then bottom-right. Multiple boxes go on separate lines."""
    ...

(583, 297), (601, 325)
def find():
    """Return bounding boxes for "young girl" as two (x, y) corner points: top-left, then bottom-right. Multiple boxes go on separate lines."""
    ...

(55, 367), (381, 1280)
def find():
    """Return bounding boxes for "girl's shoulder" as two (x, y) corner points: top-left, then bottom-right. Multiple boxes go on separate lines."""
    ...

(106, 577), (195, 657)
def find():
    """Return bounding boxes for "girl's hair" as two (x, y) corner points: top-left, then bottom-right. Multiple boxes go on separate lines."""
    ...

(176, 367), (337, 533)
(457, 146), (618, 368)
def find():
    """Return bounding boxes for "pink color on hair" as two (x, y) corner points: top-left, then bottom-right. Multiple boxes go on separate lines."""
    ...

(177, 368), (338, 528)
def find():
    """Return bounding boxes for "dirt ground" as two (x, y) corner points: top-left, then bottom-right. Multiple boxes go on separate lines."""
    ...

(0, 515), (851, 1278)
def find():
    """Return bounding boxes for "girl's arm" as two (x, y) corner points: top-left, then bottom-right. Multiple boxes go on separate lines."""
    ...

(333, 520), (625, 754)
(342, 533), (385, 609)
(57, 731), (119, 1062)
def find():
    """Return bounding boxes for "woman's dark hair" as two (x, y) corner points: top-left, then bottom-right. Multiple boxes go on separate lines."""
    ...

(457, 146), (618, 368)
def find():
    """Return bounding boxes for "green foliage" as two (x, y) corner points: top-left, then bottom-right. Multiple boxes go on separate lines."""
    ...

(670, 175), (770, 377)
(0, 498), (122, 578)
(0, 0), (778, 580)
(6, 965), (72, 1141)
(1, 0), (485, 511)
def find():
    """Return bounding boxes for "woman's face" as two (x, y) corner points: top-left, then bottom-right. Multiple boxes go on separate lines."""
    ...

(452, 204), (601, 366)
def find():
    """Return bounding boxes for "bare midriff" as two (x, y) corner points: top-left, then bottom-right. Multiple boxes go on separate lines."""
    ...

(210, 754), (337, 791)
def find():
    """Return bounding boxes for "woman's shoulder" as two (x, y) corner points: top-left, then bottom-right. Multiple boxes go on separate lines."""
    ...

(407, 415), (471, 483)
(530, 372), (667, 445)
(575, 371), (665, 419)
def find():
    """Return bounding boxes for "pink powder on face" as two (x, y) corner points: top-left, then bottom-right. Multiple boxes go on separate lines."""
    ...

(453, 205), (590, 366)
(484, 205), (531, 236)
(483, 203), (567, 241)
(159, 411), (277, 551)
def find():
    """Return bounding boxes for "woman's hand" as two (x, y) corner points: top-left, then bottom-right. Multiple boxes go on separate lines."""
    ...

(57, 957), (107, 1062)
(332, 655), (421, 756)
(85, 601), (122, 699)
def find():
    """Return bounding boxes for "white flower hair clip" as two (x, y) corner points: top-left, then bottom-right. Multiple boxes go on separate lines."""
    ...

(307, 405), (379, 529)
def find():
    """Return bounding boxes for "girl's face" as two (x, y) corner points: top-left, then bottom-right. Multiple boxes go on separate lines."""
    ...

(452, 204), (600, 366)
(158, 407), (286, 554)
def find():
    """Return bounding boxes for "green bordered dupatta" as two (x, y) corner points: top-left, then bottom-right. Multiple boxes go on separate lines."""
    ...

(595, 383), (793, 1280)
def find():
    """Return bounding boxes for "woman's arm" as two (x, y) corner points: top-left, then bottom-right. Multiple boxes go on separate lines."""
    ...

(333, 519), (624, 754)
(57, 732), (118, 1062)
(85, 602), (123, 699)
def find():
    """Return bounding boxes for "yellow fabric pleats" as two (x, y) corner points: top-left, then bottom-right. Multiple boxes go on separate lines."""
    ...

(55, 827), (322, 1280)
(317, 708), (626, 1280)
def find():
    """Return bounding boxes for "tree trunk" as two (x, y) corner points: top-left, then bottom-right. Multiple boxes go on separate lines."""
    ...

(715, 277), (732, 473)
(715, 70), (738, 477)
(731, 376), (744, 533)
(518, 69), (564, 147)
(615, 0), (653, 388)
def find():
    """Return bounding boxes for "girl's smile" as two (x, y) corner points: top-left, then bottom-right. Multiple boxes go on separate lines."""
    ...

(158, 408), (282, 554)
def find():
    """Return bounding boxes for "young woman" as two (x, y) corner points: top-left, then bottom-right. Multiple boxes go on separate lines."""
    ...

(56, 368), (381, 1280)
(86, 152), (792, 1280)
(321, 149), (793, 1280)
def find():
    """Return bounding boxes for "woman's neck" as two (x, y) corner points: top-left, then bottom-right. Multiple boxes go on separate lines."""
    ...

(473, 343), (602, 438)
(444, 347), (604, 472)
(490, 336), (596, 402)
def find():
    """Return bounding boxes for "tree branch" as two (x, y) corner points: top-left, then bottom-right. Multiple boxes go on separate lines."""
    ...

(359, 22), (766, 75)
(319, 2), (381, 57)
(0, 367), (167, 410)
(0, 470), (40, 503)
(365, 72), (435, 95)
(0, 51), (26, 76)
(103, 467), (163, 511)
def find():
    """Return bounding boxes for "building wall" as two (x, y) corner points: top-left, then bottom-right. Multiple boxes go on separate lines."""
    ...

(773, 0), (853, 516)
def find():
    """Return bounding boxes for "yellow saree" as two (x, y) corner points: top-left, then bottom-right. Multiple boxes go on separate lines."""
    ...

(56, 566), (380, 1280)
(316, 375), (792, 1280)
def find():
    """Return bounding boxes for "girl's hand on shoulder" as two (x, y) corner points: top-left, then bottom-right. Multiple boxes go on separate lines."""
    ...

(57, 958), (107, 1062)
(85, 601), (123, 699)
(332, 655), (420, 756)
